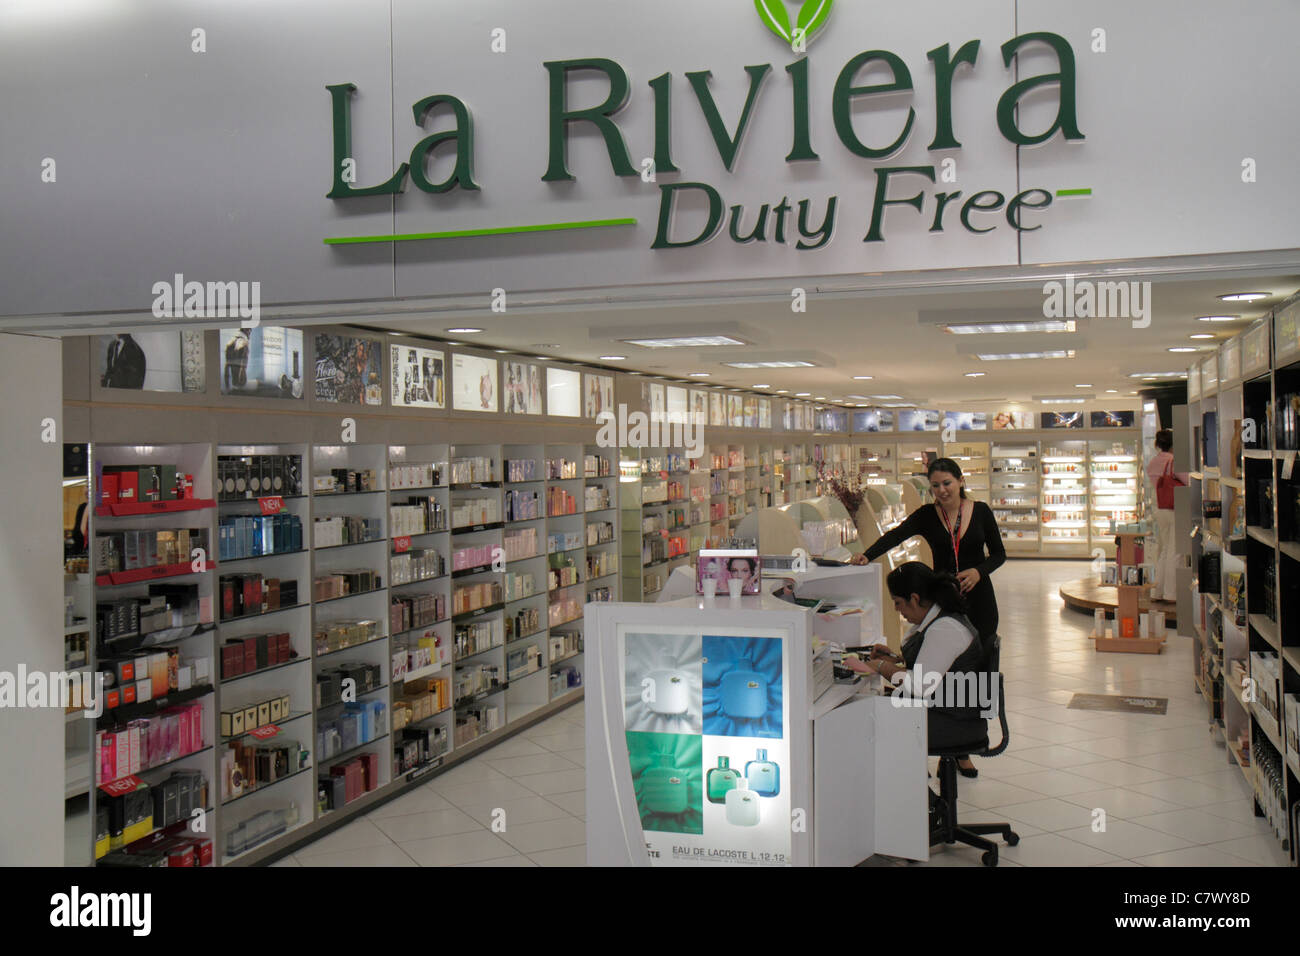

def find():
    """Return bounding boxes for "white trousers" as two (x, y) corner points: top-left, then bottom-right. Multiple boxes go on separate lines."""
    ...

(1151, 507), (1177, 601)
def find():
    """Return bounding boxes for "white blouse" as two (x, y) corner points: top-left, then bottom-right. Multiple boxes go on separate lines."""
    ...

(896, 604), (976, 699)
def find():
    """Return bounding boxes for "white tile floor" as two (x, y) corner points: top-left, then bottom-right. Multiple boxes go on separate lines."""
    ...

(277, 560), (1290, 867)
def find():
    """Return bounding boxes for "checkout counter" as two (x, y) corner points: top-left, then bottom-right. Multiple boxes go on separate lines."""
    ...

(585, 563), (928, 867)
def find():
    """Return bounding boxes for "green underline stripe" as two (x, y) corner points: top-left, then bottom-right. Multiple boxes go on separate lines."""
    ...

(324, 217), (638, 245)
(1055, 188), (1092, 197)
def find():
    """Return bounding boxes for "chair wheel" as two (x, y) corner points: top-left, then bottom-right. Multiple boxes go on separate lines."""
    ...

(1005, 832), (1020, 847)
(982, 850), (998, 867)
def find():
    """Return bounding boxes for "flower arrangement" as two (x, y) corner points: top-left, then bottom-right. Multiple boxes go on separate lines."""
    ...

(817, 463), (865, 516)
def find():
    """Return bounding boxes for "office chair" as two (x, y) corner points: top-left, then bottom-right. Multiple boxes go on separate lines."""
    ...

(928, 633), (1018, 867)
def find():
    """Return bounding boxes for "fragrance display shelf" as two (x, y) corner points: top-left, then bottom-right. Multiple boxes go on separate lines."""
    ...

(102, 745), (214, 790)
(96, 561), (216, 587)
(95, 498), (217, 517)
(314, 634), (389, 660)
(221, 656), (309, 686)
(454, 642), (505, 663)
(1247, 526), (1277, 548)
(220, 711), (313, 746)
(1278, 540), (1300, 563)
(390, 573), (447, 588)
(1247, 615), (1280, 653)
(313, 538), (386, 552)
(453, 602), (505, 621)
(220, 548), (309, 566)
(398, 661), (444, 683)
(221, 765), (315, 808)
(451, 562), (498, 578)
(313, 489), (387, 498)
(391, 618), (451, 638)
(312, 586), (386, 606)
(452, 522), (505, 535)
(320, 733), (392, 770)
(506, 628), (549, 646)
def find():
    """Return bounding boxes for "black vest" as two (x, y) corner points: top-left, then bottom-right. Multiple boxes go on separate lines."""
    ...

(900, 609), (986, 720)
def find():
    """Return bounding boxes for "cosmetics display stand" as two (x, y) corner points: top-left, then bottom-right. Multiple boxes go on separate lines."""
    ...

(991, 442), (1040, 552)
(1092, 533), (1165, 655)
(585, 579), (926, 867)
(1186, 305), (1298, 865)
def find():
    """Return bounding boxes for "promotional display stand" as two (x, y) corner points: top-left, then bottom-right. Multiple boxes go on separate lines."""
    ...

(584, 583), (927, 867)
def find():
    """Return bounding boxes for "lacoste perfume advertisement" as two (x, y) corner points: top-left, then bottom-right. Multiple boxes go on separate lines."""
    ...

(616, 623), (791, 866)
(624, 633), (703, 734)
(625, 732), (702, 835)
(702, 635), (783, 738)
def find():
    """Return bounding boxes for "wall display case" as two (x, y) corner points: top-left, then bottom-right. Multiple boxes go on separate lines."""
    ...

(1089, 439), (1142, 548)
(1185, 302), (1300, 867)
(1040, 440), (1089, 554)
(991, 443), (1040, 549)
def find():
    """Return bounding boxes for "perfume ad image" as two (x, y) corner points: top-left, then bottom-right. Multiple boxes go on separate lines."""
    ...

(702, 635), (783, 738)
(625, 732), (702, 836)
(220, 327), (304, 399)
(624, 633), (702, 734)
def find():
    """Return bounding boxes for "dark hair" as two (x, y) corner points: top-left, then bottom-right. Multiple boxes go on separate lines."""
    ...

(927, 457), (967, 499)
(1155, 429), (1173, 452)
(887, 561), (967, 616)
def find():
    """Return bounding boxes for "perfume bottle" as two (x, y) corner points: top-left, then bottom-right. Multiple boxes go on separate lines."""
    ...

(724, 778), (760, 826)
(706, 756), (741, 804)
(644, 651), (690, 716)
(745, 748), (781, 797)
(640, 753), (688, 815)
(719, 656), (768, 719)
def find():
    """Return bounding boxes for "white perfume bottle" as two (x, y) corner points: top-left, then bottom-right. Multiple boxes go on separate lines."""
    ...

(644, 651), (690, 716)
(724, 778), (760, 827)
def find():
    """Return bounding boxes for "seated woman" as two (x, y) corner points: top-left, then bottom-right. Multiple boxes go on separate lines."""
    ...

(845, 561), (988, 750)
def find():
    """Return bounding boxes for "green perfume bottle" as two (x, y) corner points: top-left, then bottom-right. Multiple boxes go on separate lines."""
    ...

(640, 753), (689, 815)
(706, 755), (741, 804)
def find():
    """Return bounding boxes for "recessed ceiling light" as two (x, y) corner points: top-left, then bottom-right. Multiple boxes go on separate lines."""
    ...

(1189, 333), (1215, 340)
(723, 360), (817, 369)
(775, 389), (789, 394)
(493, 349), (511, 354)
(1196, 315), (1239, 322)
(1218, 292), (1268, 302)
(1040, 398), (1085, 404)
(753, 384), (770, 389)
(1074, 383), (1092, 388)
(964, 372), (985, 378)
(530, 343), (561, 349)
(852, 375), (873, 380)
(1128, 371), (1186, 379)
(688, 372), (710, 377)
(869, 395), (903, 400)
(444, 341), (463, 347)
(534, 356), (551, 361)
(623, 335), (746, 348)
(1167, 346), (1200, 353)
(447, 327), (483, 334)
(944, 320), (1076, 335)
(977, 350), (1075, 361)
(795, 392), (811, 397)
(599, 355), (626, 361)
(814, 396), (826, 400)
(1105, 389), (1118, 393)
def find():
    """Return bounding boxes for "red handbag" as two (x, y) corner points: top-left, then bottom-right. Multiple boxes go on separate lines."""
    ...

(1156, 456), (1183, 509)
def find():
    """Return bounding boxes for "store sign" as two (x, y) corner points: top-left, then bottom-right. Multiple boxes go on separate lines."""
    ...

(327, 25), (1083, 251)
(257, 496), (284, 516)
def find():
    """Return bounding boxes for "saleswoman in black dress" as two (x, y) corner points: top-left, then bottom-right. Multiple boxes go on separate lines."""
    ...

(852, 457), (1006, 775)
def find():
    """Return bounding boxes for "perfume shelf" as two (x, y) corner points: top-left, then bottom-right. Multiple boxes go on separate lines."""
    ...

(95, 498), (216, 517)
(96, 561), (216, 587)
(96, 685), (214, 727)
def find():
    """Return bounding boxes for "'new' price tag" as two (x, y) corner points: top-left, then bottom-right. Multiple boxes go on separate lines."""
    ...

(99, 775), (143, 797)
(258, 496), (284, 515)
(393, 536), (412, 553)
(248, 724), (280, 740)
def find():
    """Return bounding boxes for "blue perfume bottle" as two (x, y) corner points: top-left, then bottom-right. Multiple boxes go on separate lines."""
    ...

(640, 753), (688, 815)
(720, 656), (767, 719)
(745, 748), (780, 797)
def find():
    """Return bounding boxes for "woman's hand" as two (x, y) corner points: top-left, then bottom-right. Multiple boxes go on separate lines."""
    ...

(868, 644), (899, 663)
(841, 655), (877, 675)
(956, 568), (981, 593)
(849, 552), (869, 566)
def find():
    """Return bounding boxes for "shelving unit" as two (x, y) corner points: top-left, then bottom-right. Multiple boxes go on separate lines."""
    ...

(1089, 438), (1142, 556)
(1040, 440), (1090, 555)
(1186, 304), (1298, 866)
(991, 442), (1040, 551)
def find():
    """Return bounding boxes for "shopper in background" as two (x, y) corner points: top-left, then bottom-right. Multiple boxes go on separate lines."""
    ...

(1146, 429), (1188, 601)
(851, 457), (1005, 776)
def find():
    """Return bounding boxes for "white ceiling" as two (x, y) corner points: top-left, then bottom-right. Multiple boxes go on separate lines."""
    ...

(365, 273), (1299, 408)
